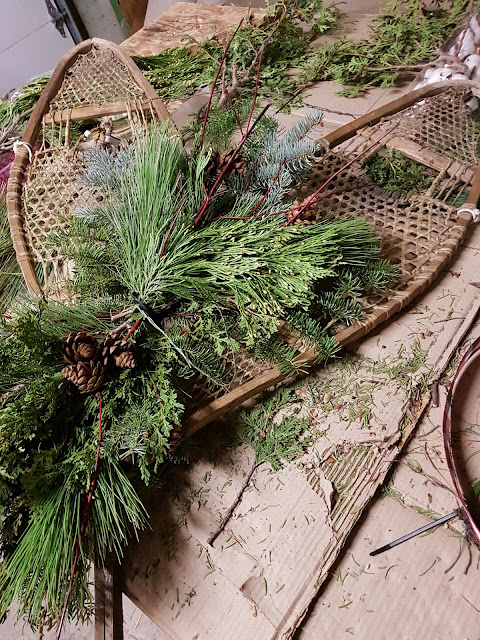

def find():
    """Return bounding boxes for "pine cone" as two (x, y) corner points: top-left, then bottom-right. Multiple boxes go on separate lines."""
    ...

(62, 360), (105, 394)
(113, 350), (136, 368)
(287, 198), (317, 225)
(98, 334), (124, 367)
(207, 148), (247, 180)
(62, 331), (98, 364)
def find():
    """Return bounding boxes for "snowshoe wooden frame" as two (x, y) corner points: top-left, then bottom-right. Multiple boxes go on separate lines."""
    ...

(7, 38), (169, 297)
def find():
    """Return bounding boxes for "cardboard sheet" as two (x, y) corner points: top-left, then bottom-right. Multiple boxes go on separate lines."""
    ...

(301, 495), (480, 640)
(123, 222), (480, 638)
(301, 328), (480, 639)
(121, 3), (264, 57)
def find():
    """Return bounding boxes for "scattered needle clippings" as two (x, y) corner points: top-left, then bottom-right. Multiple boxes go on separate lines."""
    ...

(384, 564), (398, 579)
(418, 557), (439, 576)
(405, 458), (422, 473)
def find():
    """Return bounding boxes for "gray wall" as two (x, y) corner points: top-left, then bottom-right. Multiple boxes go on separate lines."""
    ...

(0, 0), (75, 95)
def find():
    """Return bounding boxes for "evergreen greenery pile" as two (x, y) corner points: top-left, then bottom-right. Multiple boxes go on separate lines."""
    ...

(134, 0), (340, 107)
(299, 0), (476, 96)
(0, 191), (26, 314)
(0, 2), (465, 626)
(0, 75), (49, 136)
(134, 0), (475, 105)
(0, 93), (397, 628)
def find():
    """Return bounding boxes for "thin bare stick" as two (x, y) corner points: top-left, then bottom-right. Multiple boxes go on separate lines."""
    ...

(365, 64), (426, 72)
(246, 45), (264, 130)
(462, 594), (480, 613)
(243, 4), (286, 79)
(220, 68), (228, 105)
(111, 307), (135, 321)
(444, 536), (465, 574)
(220, 70), (244, 134)
(275, 84), (309, 113)
(464, 539), (473, 574)
(207, 461), (264, 546)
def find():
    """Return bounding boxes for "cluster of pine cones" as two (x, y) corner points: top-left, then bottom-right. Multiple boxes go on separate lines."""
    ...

(61, 330), (136, 394)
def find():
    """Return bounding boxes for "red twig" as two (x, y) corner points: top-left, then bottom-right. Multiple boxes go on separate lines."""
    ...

(287, 125), (398, 226)
(248, 159), (284, 216)
(286, 182), (370, 217)
(160, 197), (186, 259)
(211, 182), (366, 223)
(194, 104), (270, 226)
(95, 307), (132, 319)
(195, 48), (269, 227)
(199, 20), (244, 151)
(209, 160), (285, 223)
(56, 394), (103, 640)
(123, 318), (142, 343)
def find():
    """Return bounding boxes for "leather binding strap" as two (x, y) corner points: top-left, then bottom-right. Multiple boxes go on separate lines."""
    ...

(443, 335), (480, 543)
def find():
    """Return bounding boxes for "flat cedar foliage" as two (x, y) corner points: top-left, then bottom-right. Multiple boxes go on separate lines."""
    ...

(365, 149), (435, 194)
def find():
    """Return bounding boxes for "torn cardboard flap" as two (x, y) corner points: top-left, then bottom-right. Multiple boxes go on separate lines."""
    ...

(302, 339), (480, 640)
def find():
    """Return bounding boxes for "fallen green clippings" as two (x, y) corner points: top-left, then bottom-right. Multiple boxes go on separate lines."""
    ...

(365, 149), (435, 195)
(236, 388), (311, 471)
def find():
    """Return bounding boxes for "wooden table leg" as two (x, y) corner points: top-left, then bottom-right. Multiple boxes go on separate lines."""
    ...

(94, 555), (124, 640)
